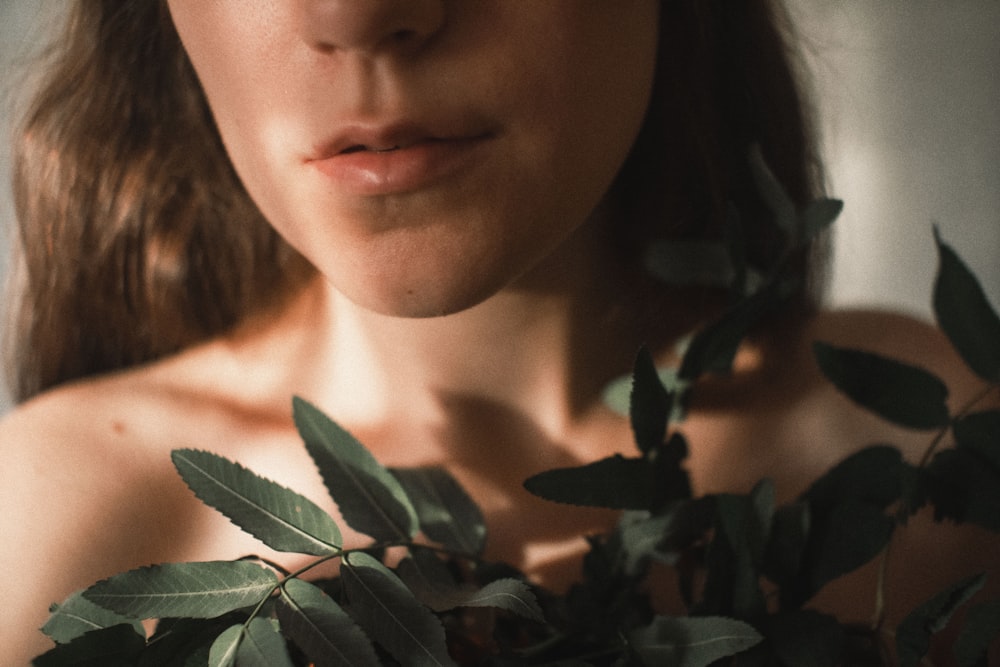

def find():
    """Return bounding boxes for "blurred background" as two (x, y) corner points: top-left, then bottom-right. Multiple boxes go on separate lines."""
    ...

(0, 1), (998, 412)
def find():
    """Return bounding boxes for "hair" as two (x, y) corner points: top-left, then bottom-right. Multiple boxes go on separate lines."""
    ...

(6, 0), (822, 403)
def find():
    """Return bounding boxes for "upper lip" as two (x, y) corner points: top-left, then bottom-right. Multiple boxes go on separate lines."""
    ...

(307, 120), (495, 161)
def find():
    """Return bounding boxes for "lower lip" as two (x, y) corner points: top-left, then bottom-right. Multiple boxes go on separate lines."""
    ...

(309, 136), (491, 196)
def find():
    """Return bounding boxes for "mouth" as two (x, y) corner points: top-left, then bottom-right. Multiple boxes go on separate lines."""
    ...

(307, 128), (494, 196)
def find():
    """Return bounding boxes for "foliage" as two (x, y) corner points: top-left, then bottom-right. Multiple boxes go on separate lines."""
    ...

(33, 159), (1000, 665)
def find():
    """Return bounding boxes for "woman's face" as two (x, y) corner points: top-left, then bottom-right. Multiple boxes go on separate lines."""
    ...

(167, 1), (659, 317)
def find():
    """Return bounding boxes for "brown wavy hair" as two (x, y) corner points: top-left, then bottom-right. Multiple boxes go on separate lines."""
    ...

(6, 0), (821, 402)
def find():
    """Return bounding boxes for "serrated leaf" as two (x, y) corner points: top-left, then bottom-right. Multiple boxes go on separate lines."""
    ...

(933, 230), (1000, 382)
(603, 367), (689, 423)
(32, 624), (146, 667)
(342, 552), (456, 666)
(630, 346), (673, 455)
(807, 500), (894, 596)
(923, 448), (1000, 531)
(172, 449), (341, 556)
(391, 467), (486, 555)
(954, 411), (1000, 471)
(207, 624), (243, 667)
(896, 573), (987, 667)
(804, 445), (906, 510)
(235, 618), (294, 667)
(813, 342), (950, 429)
(628, 615), (762, 667)
(397, 552), (543, 622)
(955, 600), (1000, 667)
(523, 455), (655, 510)
(277, 578), (380, 667)
(764, 610), (845, 667)
(293, 397), (418, 541)
(642, 240), (736, 288)
(42, 590), (145, 644)
(679, 281), (792, 380)
(83, 561), (277, 619)
(140, 617), (232, 667)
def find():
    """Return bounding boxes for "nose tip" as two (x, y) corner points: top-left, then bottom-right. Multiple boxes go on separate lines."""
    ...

(298, 0), (446, 55)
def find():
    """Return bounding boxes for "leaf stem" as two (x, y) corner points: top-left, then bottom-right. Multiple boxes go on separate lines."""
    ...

(918, 381), (998, 469)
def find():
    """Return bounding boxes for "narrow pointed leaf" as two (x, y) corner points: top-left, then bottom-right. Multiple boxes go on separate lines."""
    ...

(629, 615), (763, 667)
(679, 281), (791, 380)
(172, 449), (341, 556)
(801, 198), (843, 242)
(953, 411), (1000, 471)
(630, 346), (672, 454)
(42, 590), (145, 644)
(933, 230), (1000, 382)
(235, 618), (294, 667)
(293, 397), (418, 541)
(896, 572), (987, 667)
(813, 342), (950, 429)
(32, 624), (146, 667)
(83, 561), (277, 619)
(397, 553), (543, 622)
(277, 578), (380, 667)
(749, 144), (797, 235)
(391, 466), (486, 555)
(955, 600), (1000, 667)
(341, 552), (456, 666)
(207, 624), (243, 667)
(804, 445), (906, 510)
(524, 455), (655, 510)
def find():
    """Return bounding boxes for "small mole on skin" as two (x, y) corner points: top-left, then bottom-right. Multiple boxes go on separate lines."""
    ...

(111, 421), (126, 435)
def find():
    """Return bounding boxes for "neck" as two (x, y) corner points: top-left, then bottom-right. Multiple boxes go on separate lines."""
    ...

(225, 209), (702, 443)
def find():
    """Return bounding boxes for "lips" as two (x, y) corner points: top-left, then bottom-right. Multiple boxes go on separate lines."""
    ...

(307, 122), (495, 196)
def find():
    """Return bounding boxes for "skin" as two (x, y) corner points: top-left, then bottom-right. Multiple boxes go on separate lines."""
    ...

(0, 2), (997, 664)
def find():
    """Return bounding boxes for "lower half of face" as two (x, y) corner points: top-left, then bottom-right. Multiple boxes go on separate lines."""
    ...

(170, 1), (660, 317)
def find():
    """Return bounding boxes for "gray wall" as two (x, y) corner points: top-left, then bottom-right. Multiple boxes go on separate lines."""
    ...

(1, 2), (998, 412)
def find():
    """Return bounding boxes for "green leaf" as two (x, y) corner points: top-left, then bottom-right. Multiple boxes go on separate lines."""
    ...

(800, 198), (843, 242)
(954, 411), (1000, 471)
(341, 552), (457, 666)
(955, 600), (1000, 667)
(933, 229), (1000, 382)
(397, 552), (544, 622)
(679, 280), (792, 380)
(140, 617), (231, 667)
(523, 455), (656, 510)
(294, 397), (418, 541)
(807, 500), (894, 598)
(82, 561), (277, 619)
(172, 449), (341, 556)
(391, 467), (486, 555)
(923, 448), (1000, 531)
(804, 445), (906, 511)
(896, 573), (987, 667)
(32, 624), (146, 667)
(603, 366), (689, 423)
(628, 615), (763, 667)
(764, 610), (845, 667)
(762, 502), (811, 585)
(277, 578), (380, 667)
(813, 342), (950, 429)
(42, 590), (145, 644)
(749, 144), (797, 235)
(630, 346), (673, 455)
(207, 624), (243, 667)
(236, 617), (294, 667)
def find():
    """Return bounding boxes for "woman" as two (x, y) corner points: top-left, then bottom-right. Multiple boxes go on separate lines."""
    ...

(0, 1), (995, 663)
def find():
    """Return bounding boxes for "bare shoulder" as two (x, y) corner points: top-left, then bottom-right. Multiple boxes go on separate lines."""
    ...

(0, 360), (254, 663)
